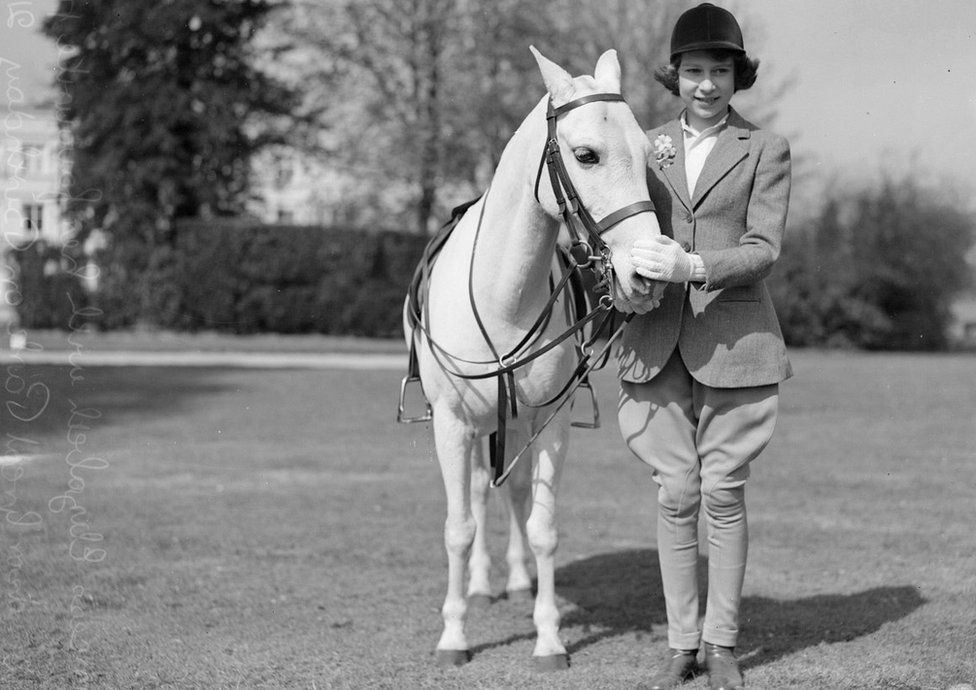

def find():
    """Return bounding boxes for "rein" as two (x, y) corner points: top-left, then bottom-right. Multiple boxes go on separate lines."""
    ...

(489, 309), (633, 488)
(402, 92), (652, 487)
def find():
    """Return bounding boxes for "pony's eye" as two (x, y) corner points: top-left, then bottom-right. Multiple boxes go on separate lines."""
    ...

(573, 148), (600, 165)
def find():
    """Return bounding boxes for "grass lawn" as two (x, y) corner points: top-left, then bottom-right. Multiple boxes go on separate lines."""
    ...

(1, 347), (974, 688)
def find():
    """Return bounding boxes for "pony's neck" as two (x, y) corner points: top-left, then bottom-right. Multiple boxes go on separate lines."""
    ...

(472, 97), (559, 324)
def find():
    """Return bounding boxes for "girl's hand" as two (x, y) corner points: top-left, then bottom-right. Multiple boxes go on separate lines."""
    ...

(600, 225), (665, 314)
(631, 236), (695, 283)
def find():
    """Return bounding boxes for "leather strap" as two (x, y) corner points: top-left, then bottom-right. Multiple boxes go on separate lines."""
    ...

(597, 200), (656, 234)
(552, 92), (626, 117)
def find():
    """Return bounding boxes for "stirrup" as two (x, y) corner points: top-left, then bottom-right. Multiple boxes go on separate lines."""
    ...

(396, 375), (432, 423)
(570, 380), (600, 429)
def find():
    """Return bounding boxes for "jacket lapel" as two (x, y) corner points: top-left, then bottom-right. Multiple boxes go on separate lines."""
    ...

(658, 119), (692, 212)
(691, 109), (751, 209)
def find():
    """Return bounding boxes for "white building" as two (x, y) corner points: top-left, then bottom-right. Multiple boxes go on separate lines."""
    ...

(249, 145), (337, 225)
(247, 144), (417, 228)
(0, 106), (68, 340)
(0, 106), (66, 244)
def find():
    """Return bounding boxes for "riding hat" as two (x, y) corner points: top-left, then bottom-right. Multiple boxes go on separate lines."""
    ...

(670, 3), (745, 61)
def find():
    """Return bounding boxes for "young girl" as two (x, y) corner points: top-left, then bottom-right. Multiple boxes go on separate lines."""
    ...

(616, 4), (792, 689)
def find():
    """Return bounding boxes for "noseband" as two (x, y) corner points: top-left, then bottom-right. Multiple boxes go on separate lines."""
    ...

(533, 93), (656, 294)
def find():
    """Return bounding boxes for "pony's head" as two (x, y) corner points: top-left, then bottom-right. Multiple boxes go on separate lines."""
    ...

(529, 46), (653, 225)
(530, 47), (663, 313)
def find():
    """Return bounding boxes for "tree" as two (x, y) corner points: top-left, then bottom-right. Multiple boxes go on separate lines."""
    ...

(769, 174), (975, 350)
(534, 0), (690, 129)
(273, 0), (786, 234)
(455, 0), (693, 176)
(42, 0), (298, 325)
(848, 176), (974, 349)
(270, 0), (460, 234)
(269, 0), (681, 234)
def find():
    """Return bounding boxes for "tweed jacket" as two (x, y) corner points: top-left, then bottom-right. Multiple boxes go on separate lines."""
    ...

(618, 108), (793, 388)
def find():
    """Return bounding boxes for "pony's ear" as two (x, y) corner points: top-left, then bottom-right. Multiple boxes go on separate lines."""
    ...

(593, 49), (621, 93)
(530, 45), (575, 106)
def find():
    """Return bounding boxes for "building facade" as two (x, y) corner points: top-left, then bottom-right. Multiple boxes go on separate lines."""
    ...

(0, 107), (65, 244)
(0, 106), (67, 340)
(247, 144), (389, 227)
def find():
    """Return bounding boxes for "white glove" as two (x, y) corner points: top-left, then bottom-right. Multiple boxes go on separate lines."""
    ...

(599, 225), (666, 315)
(631, 236), (698, 283)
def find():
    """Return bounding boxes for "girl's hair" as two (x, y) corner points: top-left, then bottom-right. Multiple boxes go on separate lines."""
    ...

(654, 50), (759, 96)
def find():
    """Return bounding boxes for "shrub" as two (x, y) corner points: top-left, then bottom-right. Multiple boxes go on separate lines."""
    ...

(7, 241), (91, 330)
(82, 220), (428, 337)
(770, 175), (975, 350)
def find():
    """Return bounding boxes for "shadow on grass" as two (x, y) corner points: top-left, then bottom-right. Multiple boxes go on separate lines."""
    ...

(554, 549), (926, 666)
(556, 548), (667, 655)
(0, 364), (235, 441)
(736, 585), (926, 669)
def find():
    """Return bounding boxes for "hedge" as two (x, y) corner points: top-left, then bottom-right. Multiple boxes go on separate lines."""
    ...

(11, 221), (430, 338)
(169, 220), (429, 336)
(14, 193), (968, 349)
(5, 241), (90, 331)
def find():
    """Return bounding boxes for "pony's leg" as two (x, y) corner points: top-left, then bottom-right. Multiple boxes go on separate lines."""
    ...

(501, 431), (534, 600)
(526, 416), (570, 670)
(433, 414), (477, 666)
(467, 437), (493, 608)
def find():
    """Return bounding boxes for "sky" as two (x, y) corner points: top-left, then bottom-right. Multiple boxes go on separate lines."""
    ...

(734, 0), (976, 206)
(2, 0), (976, 204)
(0, 0), (59, 97)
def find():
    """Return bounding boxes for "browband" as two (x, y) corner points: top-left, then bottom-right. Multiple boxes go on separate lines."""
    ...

(551, 92), (627, 118)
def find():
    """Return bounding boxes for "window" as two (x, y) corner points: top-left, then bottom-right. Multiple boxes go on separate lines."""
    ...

(23, 204), (43, 233)
(20, 144), (43, 175)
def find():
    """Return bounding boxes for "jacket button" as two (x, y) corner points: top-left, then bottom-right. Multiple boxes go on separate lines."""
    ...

(684, 212), (693, 223)
(681, 242), (692, 252)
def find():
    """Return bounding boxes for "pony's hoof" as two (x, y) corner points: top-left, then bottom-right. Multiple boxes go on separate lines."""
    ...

(467, 593), (492, 610)
(532, 653), (569, 672)
(435, 648), (472, 667)
(504, 588), (534, 604)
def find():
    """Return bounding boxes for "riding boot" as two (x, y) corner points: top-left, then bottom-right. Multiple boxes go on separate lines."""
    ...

(637, 648), (698, 690)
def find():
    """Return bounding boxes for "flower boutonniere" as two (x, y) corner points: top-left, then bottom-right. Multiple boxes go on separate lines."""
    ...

(652, 134), (677, 170)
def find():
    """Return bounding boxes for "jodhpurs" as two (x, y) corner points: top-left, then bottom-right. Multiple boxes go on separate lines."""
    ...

(618, 350), (779, 649)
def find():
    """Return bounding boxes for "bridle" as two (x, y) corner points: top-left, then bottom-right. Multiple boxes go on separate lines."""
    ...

(402, 92), (654, 486)
(534, 93), (655, 293)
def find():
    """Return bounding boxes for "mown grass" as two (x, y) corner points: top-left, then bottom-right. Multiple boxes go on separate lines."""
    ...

(1, 347), (974, 688)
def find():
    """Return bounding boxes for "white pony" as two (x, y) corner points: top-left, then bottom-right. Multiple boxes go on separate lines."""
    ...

(403, 47), (661, 669)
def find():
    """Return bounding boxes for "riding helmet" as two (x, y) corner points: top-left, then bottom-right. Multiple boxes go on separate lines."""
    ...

(670, 3), (745, 61)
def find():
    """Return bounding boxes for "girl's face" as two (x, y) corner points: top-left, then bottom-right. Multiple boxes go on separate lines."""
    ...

(677, 51), (735, 130)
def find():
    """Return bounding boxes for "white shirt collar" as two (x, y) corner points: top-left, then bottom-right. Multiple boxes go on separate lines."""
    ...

(680, 110), (730, 140)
